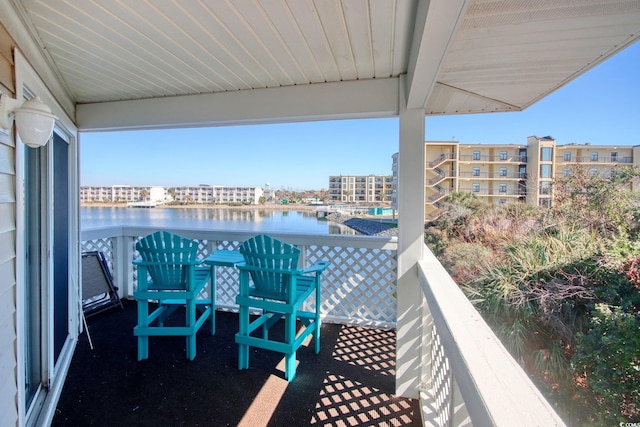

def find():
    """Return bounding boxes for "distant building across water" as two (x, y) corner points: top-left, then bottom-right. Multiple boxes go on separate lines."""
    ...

(328, 174), (393, 205)
(80, 184), (264, 205)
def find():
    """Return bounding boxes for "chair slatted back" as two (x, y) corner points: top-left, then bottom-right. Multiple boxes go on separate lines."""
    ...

(240, 234), (300, 301)
(136, 231), (198, 290)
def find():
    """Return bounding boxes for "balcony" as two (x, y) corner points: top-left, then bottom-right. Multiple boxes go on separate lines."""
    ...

(55, 299), (420, 426)
(556, 155), (633, 164)
(458, 155), (527, 163)
(66, 226), (563, 426)
(458, 187), (523, 197)
(458, 171), (526, 180)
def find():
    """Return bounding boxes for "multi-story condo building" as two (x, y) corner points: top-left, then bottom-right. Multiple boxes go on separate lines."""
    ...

(392, 136), (640, 220)
(81, 184), (263, 205)
(172, 185), (215, 204)
(328, 175), (393, 204)
(80, 185), (113, 203)
(213, 186), (264, 205)
(80, 185), (166, 203)
(167, 185), (264, 204)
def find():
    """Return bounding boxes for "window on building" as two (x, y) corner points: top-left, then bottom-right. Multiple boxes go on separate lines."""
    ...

(472, 167), (480, 176)
(564, 152), (571, 161)
(590, 168), (598, 176)
(500, 151), (508, 160)
(472, 183), (480, 192)
(541, 147), (553, 162)
(563, 168), (571, 177)
(591, 152), (599, 161)
(498, 199), (506, 206)
(540, 164), (552, 178)
(519, 148), (527, 162)
(540, 181), (551, 195)
(539, 198), (551, 208)
(499, 184), (507, 193)
(611, 152), (618, 162)
(499, 167), (507, 177)
(473, 151), (481, 160)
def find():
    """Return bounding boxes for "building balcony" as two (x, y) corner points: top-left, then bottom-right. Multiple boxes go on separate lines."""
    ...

(556, 156), (633, 164)
(71, 227), (563, 426)
(458, 155), (527, 163)
(458, 187), (524, 197)
(459, 172), (526, 180)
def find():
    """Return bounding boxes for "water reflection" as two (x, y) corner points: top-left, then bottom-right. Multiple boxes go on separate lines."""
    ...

(81, 206), (356, 235)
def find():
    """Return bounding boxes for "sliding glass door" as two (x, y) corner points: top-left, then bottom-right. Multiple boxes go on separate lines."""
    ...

(53, 132), (69, 363)
(23, 139), (42, 411)
(23, 129), (70, 416)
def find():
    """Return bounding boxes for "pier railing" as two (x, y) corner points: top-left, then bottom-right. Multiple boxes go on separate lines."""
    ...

(81, 226), (564, 426)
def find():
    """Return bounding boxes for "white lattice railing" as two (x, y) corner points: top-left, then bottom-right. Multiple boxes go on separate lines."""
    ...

(81, 226), (565, 426)
(81, 226), (398, 328)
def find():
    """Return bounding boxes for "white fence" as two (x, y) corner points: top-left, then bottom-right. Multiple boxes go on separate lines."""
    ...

(80, 226), (565, 426)
(418, 246), (565, 427)
(81, 226), (398, 328)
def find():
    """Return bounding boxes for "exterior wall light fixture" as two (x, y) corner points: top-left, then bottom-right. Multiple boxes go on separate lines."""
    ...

(0, 94), (57, 148)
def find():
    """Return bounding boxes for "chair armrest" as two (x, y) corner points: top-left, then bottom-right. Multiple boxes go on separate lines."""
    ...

(237, 264), (303, 275)
(301, 260), (330, 275)
(132, 258), (204, 266)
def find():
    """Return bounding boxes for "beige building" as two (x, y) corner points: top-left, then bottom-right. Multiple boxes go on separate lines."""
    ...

(392, 136), (640, 220)
(328, 175), (393, 204)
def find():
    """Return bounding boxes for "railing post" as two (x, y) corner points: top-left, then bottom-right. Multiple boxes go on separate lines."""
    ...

(396, 74), (426, 398)
(113, 234), (135, 298)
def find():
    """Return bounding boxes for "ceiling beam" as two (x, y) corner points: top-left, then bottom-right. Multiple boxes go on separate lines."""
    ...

(404, 0), (470, 110)
(76, 78), (400, 132)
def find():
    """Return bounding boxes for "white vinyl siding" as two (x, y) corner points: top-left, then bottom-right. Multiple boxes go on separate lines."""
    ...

(0, 129), (17, 426)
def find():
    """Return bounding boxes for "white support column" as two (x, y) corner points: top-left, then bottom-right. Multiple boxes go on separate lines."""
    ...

(114, 235), (135, 298)
(395, 75), (426, 398)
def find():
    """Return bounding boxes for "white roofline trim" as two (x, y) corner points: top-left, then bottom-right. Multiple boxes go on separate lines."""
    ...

(405, 0), (470, 110)
(76, 77), (400, 132)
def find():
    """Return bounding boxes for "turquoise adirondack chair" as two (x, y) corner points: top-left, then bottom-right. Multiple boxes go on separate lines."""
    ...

(133, 231), (214, 361)
(235, 234), (330, 381)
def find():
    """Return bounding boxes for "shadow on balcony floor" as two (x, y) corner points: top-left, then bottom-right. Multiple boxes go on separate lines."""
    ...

(53, 300), (420, 426)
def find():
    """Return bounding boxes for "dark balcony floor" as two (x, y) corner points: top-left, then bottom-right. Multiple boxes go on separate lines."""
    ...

(52, 300), (420, 426)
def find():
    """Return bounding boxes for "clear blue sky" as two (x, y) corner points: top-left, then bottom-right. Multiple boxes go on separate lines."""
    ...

(81, 42), (640, 190)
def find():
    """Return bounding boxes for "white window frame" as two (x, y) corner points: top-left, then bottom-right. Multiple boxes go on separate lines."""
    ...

(14, 49), (79, 427)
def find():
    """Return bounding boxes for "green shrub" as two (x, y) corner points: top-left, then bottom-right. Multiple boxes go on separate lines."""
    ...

(573, 303), (640, 423)
(440, 242), (495, 284)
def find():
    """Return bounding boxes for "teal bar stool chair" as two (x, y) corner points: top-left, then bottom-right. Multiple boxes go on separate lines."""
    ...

(133, 231), (214, 361)
(235, 234), (330, 381)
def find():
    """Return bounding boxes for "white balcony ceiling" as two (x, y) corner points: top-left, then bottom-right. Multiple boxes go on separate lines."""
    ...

(7, 0), (640, 130)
